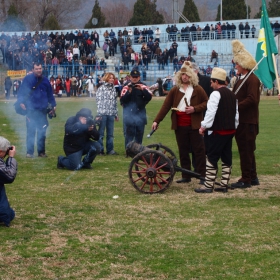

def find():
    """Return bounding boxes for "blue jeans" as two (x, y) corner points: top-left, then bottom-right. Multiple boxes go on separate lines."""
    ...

(26, 110), (48, 155)
(59, 141), (101, 170)
(124, 121), (145, 148)
(98, 115), (115, 154)
(158, 63), (164, 70)
(53, 65), (58, 76)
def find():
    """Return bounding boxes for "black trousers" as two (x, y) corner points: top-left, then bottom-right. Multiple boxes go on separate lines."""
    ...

(235, 123), (258, 183)
(207, 132), (234, 169)
(175, 126), (206, 178)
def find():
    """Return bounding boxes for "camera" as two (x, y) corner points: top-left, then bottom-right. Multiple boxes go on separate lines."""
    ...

(47, 104), (56, 119)
(86, 115), (102, 127)
(86, 117), (95, 126)
(5, 146), (13, 156)
(128, 84), (137, 88)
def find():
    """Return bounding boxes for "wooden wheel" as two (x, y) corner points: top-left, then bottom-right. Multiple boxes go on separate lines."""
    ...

(128, 149), (175, 194)
(146, 143), (177, 164)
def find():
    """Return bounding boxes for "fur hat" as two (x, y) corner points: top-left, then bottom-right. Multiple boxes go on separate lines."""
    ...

(180, 61), (193, 74)
(175, 61), (198, 87)
(211, 67), (227, 82)
(232, 40), (257, 70)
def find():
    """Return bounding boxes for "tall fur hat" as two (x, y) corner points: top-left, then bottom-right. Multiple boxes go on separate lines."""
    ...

(232, 40), (257, 70)
(175, 61), (198, 86)
(179, 61), (195, 76)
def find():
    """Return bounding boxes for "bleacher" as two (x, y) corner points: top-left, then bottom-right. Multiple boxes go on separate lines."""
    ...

(1, 16), (279, 87)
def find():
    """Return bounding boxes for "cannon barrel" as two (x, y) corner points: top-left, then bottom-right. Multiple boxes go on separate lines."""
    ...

(126, 141), (173, 171)
(126, 142), (151, 158)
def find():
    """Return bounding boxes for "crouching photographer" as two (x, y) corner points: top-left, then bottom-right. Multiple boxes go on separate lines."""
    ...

(0, 136), (17, 227)
(57, 108), (101, 170)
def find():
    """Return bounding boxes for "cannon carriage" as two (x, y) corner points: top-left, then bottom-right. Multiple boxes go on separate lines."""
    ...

(126, 142), (203, 194)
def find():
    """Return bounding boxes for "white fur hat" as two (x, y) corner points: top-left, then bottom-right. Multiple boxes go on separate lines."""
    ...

(232, 40), (257, 70)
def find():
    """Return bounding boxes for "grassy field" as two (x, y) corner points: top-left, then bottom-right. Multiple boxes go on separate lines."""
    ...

(0, 95), (280, 279)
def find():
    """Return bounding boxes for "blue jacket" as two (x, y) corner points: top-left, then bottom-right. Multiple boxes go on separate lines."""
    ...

(18, 73), (56, 111)
(0, 157), (17, 227)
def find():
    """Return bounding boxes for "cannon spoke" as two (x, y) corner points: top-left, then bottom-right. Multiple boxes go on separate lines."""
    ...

(146, 143), (177, 163)
(128, 150), (175, 194)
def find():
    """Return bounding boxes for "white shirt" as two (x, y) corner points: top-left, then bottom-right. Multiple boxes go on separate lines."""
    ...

(177, 85), (193, 111)
(201, 90), (239, 135)
(86, 78), (95, 92)
(155, 29), (161, 38)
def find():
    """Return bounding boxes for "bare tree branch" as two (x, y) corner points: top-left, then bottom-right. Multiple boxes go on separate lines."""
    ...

(102, 2), (133, 27)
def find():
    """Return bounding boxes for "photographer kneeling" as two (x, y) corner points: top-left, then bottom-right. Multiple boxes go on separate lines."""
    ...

(57, 108), (101, 170)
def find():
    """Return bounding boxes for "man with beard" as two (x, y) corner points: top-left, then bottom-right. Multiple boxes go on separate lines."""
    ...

(152, 61), (208, 184)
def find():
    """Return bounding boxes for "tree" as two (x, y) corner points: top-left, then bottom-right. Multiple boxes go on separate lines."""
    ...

(215, 0), (249, 21)
(254, 0), (280, 18)
(1, 4), (26, 31)
(180, 0), (200, 23)
(128, 0), (164, 26)
(84, 0), (110, 28)
(44, 14), (61, 30)
(102, 2), (133, 27)
(0, 0), (83, 30)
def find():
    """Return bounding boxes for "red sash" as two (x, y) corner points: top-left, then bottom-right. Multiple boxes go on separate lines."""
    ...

(176, 111), (191, 126)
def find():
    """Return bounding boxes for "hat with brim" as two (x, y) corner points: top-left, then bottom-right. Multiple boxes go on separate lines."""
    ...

(211, 67), (227, 82)
(130, 70), (140, 77)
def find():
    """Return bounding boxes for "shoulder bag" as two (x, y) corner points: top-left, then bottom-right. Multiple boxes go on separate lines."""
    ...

(14, 78), (43, 116)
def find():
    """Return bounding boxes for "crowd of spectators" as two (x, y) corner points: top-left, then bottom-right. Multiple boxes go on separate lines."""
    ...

(0, 30), (106, 72)
(1, 19), (279, 99)
(1, 19), (279, 73)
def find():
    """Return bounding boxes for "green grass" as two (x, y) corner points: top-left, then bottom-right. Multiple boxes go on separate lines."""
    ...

(0, 96), (280, 279)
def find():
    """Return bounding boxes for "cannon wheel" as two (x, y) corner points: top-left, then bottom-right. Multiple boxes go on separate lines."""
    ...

(134, 143), (177, 183)
(128, 149), (175, 194)
(146, 143), (177, 162)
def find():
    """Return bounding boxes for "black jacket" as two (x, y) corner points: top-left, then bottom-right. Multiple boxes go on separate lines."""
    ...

(120, 82), (152, 125)
(63, 116), (100, 156)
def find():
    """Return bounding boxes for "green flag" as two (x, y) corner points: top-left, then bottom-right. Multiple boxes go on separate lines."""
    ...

(254, 0), (278, 89)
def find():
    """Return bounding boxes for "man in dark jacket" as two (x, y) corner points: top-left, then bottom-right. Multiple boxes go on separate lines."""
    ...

(120, 70), (152, 148)
(239, 22), (244, 38)
(231, 40), (261, 189)
(17, 63), (56, 158)
(57, 108), (101, 170)
(0, 136), (17, 227)
(4, 76), (12, 100)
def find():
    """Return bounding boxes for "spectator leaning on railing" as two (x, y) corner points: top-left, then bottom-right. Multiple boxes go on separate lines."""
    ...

(0, 22), (278, 74)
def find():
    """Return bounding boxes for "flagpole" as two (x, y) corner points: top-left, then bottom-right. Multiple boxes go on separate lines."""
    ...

(271, 54), (280, 104)
(234, 56), (265, 96)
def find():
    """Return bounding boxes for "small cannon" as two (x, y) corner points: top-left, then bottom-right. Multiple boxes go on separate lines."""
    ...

(126, 142), (203, 194)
